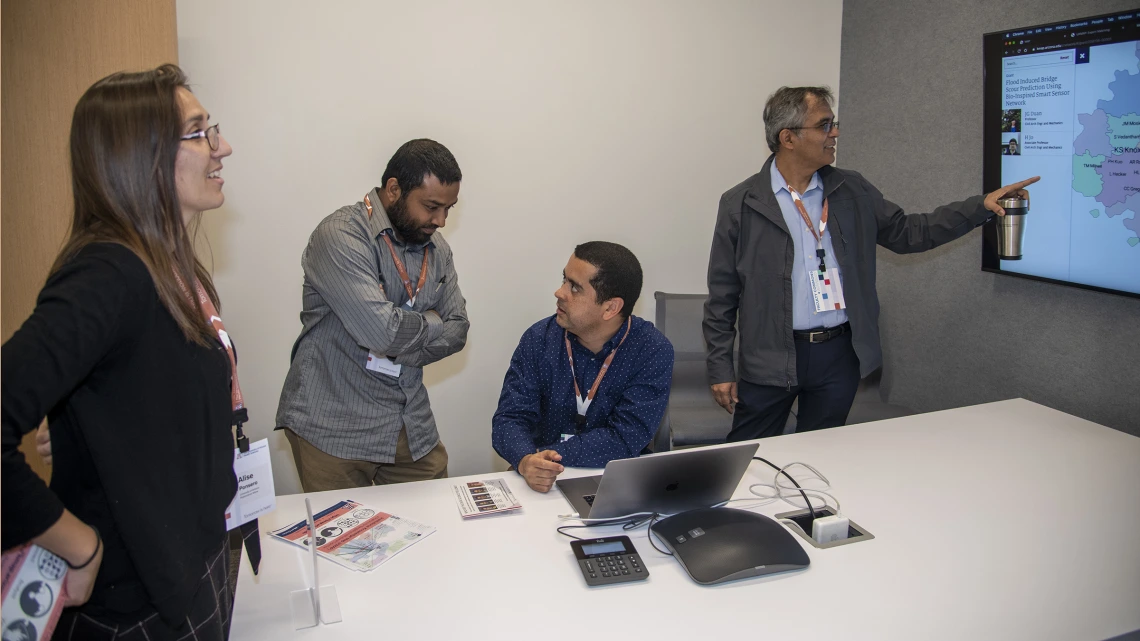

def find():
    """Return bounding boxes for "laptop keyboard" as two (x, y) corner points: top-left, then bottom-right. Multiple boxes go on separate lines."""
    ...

(583, 494), (596, 506)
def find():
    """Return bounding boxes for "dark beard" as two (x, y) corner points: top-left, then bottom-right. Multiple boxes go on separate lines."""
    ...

(387, 195), (432, 245)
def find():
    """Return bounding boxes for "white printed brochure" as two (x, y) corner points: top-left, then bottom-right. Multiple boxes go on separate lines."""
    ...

(269, 499), (435, 572)
(453, 478), (522, 518)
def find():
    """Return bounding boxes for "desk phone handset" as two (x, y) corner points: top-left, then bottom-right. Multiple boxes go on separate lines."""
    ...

(570, 535), (649, 586)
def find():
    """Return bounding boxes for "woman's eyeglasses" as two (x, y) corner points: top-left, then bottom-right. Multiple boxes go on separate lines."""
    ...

(180, 124), (221, 151)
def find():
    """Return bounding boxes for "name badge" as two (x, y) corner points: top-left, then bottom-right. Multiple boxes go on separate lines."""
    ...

(225, 439), (276, 530)
(560, 433), (576, 443)
(366, 352), (402, 377)
(809, 267), (846, 313)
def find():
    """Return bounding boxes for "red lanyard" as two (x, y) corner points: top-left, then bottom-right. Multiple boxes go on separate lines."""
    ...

(366, 194), (430, 304)
(175, 274), (245, 414)
(564, 317), (632, 412)
(787, 184), (830, 274)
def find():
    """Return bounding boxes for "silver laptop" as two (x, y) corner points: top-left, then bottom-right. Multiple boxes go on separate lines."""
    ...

(555, 442), (759, 520)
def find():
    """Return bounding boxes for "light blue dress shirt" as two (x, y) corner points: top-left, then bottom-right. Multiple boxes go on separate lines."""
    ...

(770, 163), (849, 330)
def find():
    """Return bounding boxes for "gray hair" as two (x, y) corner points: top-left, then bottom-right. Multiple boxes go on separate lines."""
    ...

(763, 86), (835, 152)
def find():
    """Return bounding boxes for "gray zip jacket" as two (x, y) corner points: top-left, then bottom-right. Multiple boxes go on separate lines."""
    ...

(704, 155), (991, 388)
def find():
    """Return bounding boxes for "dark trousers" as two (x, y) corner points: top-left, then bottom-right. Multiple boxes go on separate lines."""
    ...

(727, 331), (860, 441)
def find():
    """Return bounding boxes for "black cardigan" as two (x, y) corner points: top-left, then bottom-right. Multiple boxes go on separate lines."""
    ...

(1, 243), (237, 625)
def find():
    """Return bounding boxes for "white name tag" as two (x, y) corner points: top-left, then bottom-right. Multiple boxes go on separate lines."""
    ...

(809, 267), (846, 313)
(366, 352), (402, 377)
(225, 439), (276, 530)
(364, 300), (416, 377)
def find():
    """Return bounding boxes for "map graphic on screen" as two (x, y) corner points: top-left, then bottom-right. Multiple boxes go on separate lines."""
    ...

(983, 10), (1140, 298)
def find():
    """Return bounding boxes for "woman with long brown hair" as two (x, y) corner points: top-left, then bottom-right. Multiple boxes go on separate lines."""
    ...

(2, 64), (240, 640)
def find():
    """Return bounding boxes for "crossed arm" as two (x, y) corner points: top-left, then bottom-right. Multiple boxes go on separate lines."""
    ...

(303, 221), (469, 364)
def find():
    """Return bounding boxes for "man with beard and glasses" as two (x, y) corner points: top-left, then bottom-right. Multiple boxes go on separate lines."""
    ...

(704, 86), (1038, 441)
(277, 139), (469, 491)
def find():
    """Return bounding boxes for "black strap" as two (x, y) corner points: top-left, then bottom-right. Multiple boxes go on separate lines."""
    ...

(240, 520), (261, 575)
(66, 526), (102, 570)
(234, 410), (250, 453)
(232, 411), (259, 572)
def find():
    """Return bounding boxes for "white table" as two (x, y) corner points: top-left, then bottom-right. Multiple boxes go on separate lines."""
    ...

(231, 400), (1140, 640)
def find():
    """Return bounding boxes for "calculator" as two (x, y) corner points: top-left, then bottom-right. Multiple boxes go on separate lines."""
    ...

(570, 535), (648, 586)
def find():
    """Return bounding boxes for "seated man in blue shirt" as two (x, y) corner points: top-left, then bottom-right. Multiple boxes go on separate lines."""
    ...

(492, 241), (674, 492)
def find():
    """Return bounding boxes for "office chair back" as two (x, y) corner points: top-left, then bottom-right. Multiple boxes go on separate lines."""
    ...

(652, 292), (735, 450)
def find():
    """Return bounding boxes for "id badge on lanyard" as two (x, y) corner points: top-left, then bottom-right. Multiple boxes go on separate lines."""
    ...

(364, 194), (430, 378)
(561, 397), (591, 443)
(788, 187), (847, 313)
(808, 266), (846, 312)
(174, 274), (276, 531)
(563, 319), (632, 442)
(366, 299), (415, 377)
(225, 439), (276, 529)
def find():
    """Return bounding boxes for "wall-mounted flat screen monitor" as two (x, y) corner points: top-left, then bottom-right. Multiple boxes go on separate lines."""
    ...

(982, 9), (1140, 298)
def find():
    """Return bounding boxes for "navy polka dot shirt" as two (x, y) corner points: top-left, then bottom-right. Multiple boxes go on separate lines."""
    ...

(492, 314), (674, 469)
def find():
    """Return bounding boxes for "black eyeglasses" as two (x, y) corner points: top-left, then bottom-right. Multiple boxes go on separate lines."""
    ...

(180, 124), (221, 151)
(788, 120), (839, 134)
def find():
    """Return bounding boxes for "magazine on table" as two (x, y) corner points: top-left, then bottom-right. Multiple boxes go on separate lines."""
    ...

(269, 499), (435, 572)
(453, 478), (522, 518)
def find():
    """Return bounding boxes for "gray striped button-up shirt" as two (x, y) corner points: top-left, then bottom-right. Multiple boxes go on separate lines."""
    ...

(276, 188), (469, 462)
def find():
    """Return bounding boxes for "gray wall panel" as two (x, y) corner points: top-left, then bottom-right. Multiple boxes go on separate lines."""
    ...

(839, 0), (1140, 434)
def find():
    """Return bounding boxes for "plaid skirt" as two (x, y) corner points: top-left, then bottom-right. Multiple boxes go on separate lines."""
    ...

(53, 539), (233, 641)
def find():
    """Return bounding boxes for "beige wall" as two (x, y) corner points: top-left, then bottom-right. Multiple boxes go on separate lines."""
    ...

(177, 0), (844, 494)
(1, 0), (179, 482)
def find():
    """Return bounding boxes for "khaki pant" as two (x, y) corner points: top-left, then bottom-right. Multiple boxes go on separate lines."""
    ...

(284, 427), (448, 493)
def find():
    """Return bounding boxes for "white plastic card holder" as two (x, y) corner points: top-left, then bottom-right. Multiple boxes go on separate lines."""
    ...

(289, 498), (342, 629)
(224, 439), (276, 531)
(808, 267), (846, 313)
(366, 352), (402, 377)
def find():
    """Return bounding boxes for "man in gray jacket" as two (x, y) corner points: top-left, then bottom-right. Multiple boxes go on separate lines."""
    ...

(703, 86), (1037, 440)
